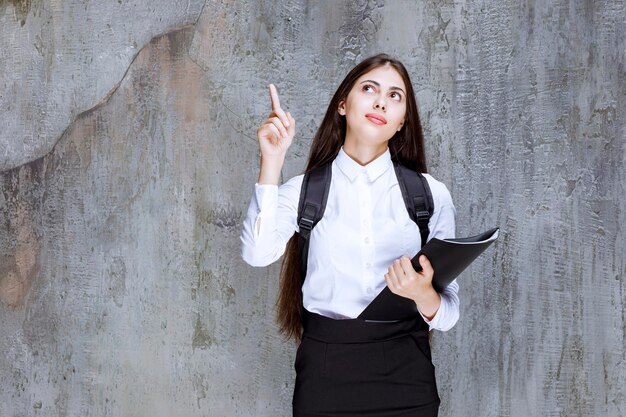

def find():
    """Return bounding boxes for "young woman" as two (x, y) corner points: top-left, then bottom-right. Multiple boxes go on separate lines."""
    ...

(240, 53), (459, 417)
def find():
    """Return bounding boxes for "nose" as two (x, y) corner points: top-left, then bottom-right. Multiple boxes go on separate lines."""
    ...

(374, 97), (386, 111)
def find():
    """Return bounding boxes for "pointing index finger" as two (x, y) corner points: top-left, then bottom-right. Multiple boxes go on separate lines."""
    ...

(268, 83), (290, 127)
(269, 83), (282, 111)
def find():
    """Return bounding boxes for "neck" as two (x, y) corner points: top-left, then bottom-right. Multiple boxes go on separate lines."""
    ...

(342, 138), (388, 166)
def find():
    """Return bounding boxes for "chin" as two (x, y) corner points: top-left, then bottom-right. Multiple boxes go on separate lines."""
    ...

(346, 124), (392, 147)
(356, 132), (383, 144)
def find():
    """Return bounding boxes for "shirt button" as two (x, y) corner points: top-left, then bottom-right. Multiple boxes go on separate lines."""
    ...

(366, 287), (373, 294)
(365, 262), (372, 269)
(364, 237), (370, 244)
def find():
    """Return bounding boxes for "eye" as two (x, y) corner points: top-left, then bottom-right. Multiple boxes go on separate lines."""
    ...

(390, 92), (402, 101)
(362, 84), (375, 93)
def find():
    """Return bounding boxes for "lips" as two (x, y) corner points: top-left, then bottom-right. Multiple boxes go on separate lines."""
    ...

(365, 113), (387, 125)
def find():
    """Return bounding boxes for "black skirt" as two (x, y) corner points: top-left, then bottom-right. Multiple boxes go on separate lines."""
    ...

(293, 310), (440, 417)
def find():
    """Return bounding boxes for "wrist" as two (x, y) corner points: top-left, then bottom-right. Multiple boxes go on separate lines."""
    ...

(258, 154), (284, 185)
(413, 285), (437, 303)
(413, 286), (440, 318)
(260, 152), (286, 166)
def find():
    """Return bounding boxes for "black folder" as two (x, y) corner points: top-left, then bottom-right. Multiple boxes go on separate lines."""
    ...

(358, 227), (500, 321)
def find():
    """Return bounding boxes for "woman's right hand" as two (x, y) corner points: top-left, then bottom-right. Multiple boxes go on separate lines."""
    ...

(256, 84), (295, 159)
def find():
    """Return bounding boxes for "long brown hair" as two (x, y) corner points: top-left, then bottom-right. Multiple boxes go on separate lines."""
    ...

(276, 53), (428, 341)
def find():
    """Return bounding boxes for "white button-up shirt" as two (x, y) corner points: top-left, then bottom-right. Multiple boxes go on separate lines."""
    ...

(240, 146), (459, 331)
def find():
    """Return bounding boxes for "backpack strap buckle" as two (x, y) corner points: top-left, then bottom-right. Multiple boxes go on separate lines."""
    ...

(416, 210), (430, 221)
(298, 217), (315, 231)
(298, 203), (318, 232)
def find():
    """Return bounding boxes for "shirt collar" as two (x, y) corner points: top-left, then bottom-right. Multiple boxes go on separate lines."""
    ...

(335, 146), (393, 183)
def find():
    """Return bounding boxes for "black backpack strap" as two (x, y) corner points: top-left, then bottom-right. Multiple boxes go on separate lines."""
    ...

(393, 160), (433, 246)
(296, 160), (431, 281)
(296, 162), (332, 280)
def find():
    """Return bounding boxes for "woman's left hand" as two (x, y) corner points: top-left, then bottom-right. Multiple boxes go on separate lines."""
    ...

(385, 255), (435, 303)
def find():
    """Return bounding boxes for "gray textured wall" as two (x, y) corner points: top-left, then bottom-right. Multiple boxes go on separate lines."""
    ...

(1, 1), (624, 416)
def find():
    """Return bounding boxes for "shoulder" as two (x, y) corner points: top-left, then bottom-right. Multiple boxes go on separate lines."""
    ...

(277, 173), (305, 201)
(421, 173), (456, 238)
(421, 173), (454, 208)
(281, 173), (305, 189)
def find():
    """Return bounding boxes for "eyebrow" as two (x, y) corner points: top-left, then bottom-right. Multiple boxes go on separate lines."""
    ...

(360, 80), (406, 95)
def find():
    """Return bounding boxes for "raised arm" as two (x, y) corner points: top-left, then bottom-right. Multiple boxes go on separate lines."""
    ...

(257, 83), (295, 185)
(240, 84), (300, 267)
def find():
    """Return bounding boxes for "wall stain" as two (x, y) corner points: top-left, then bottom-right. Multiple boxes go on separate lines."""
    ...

(192, 374), (208, 409)
(192, 314), (215, 350)
(201, 205), (241, 230)
(0, 242), (39, 309)
(191, 270), (236, 306)
(105, 256), (127, 307)
(0, 161), (42, 309)
(220, 281), (235, 306)
(0, 0), (32, 26)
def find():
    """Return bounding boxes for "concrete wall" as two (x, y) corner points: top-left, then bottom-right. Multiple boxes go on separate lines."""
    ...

(1, 1), (624, 416)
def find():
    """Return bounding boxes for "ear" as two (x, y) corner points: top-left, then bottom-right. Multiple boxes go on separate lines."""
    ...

(397, 119), (404, 131)
(338, 100), (346, 116)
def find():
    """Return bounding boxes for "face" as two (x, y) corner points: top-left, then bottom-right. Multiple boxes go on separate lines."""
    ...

(338, 65), (407, 147)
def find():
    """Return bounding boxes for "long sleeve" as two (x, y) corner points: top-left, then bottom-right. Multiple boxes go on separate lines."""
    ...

(418, 176), (460, 332)
(239, 175), (303, 267)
